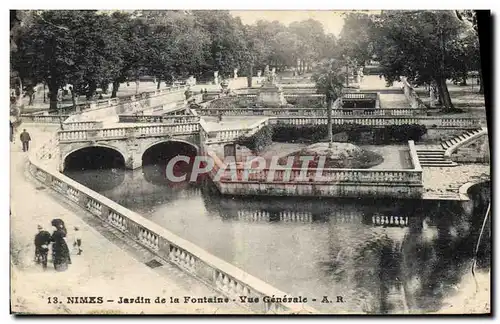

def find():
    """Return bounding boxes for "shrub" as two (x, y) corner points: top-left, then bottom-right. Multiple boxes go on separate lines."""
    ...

(235, 125), (273, 153)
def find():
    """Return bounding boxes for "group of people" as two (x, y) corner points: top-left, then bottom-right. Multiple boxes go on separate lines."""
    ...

(34, 219), (82, 271)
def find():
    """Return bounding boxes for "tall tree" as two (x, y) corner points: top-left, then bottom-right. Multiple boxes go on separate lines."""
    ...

(312, 59), (345, 146)
(338, 12), (375, 67)
(372, 10), (470, 111)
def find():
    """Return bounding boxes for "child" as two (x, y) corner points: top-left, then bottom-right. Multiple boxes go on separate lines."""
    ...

(73, 226), (83, 255)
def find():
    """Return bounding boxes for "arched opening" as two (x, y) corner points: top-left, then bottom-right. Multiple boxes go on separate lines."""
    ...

(63, 146), (125, 192)
(142, 141), (199, 187)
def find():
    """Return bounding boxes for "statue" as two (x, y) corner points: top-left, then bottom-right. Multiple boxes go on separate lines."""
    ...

(257, 70), (262, 78)
(233, 68), (238, 79)
(213, 71), (219, 85)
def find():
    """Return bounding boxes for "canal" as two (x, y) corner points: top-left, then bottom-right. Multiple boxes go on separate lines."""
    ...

(64, 162), (490, 314)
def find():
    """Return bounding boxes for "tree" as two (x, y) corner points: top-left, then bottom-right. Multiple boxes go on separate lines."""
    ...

(338, 12), (375, 67)
(455, 10), (484, 93)
(108, 12), (147, 97)
(372, 10), (471, 111)
(289, 19), (326, 72)
(312, 59), (345, 145)
(12, 10), (124, 110)
(193, 11), (248, 78)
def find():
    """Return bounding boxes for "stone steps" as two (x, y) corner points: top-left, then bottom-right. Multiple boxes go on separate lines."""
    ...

(441, 129), (482, 150)
(416, 149), (457, 167)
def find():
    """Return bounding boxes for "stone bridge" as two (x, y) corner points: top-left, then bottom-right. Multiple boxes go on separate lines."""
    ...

(57, 122), (201, 171)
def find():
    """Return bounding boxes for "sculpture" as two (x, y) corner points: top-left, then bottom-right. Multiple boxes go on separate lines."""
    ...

(213, 71), (219, 85)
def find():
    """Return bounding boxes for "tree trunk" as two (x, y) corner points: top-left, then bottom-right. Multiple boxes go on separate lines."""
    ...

(156, 77), (161, 90)
(436, 77), (454, 111)
(247, 64), (253, 88)
(327, 97), (333, 146)
(71, 88), (76, 110)
(460, 72), (467, 86)
(111, 80), (119, 98)
(48, 82), (58, 111)
(479, 73), (484, 94)
(86, 81), (97, 100)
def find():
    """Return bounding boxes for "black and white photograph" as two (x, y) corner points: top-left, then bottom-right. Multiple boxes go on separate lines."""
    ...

(8, 8), (491, 315)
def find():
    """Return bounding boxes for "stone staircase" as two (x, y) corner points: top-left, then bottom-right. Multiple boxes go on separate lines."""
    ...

(441, 128), (484, 151)
(416, 149), (457, 167)
(416, 128), (484, 167)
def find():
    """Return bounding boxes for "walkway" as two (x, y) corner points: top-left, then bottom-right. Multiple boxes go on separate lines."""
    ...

(10, 126), (243, 314)
(421, 164), (490, 200)
(358, 75), (411, 109)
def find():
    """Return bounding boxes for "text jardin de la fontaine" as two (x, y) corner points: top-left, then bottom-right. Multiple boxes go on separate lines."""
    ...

(57, 295), (345, 304)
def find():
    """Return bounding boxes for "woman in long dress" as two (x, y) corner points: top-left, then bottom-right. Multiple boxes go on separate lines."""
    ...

(51, 219), (71, 271)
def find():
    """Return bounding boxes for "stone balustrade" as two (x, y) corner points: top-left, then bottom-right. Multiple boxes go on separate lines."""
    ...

(59, 85), (190, 114)
(27, 144), (317, 314)
(20, 114), (70, 123)
(342, 92), (378, 100)
(196, 107), (427, 117)
(63, 121), (104, 130)
(118, 114), (200, 124)
(284, 94), (325, 98)
(269, 116), (482, 129)
(207, 150), (423, 198)
(57, 122), (200, 143)
(203, 119), (270, 144)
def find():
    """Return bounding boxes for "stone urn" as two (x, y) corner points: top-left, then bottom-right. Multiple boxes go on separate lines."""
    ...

(221, 80), (229, 93)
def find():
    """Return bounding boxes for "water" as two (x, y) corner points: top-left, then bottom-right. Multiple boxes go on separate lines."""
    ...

(64, 165), (490, 314)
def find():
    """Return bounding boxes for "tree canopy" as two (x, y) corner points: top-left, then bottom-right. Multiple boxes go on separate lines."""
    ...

(11, 9), (340, 110)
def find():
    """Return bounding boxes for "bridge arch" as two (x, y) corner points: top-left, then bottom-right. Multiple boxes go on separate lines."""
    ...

(62, 144), (127, 172)
(142, 139), (199, 156)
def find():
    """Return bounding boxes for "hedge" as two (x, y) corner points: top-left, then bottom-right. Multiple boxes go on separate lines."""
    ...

(272, 124), (427, 144)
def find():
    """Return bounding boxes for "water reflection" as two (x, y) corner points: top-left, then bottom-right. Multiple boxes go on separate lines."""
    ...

(64, 162), (490, 314)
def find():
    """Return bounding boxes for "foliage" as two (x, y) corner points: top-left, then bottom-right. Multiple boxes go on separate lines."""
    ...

(280, 147), (384, 169)
(272, 124), (427, 143)
(235, 125), (273, 153)
(11, 9), (343, 109)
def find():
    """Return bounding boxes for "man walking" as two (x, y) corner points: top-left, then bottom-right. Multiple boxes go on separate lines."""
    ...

(34, 225), (51, 270)
(19, 129), (31, 152)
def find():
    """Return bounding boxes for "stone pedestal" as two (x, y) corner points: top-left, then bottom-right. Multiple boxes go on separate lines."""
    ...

(257, 83), (287, 107)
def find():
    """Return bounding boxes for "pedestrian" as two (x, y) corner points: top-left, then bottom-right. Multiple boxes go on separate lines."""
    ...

(217, 112), (223, 123)
(73, 226), (83, 255)
(10, 121), (14, 143)
(34, 225), (51, 270)
(19, 129), (31, 152)
(50, 219), (71, 272)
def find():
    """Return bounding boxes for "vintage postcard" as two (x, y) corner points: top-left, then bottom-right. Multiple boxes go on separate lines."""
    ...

(9, 9), (491, 315)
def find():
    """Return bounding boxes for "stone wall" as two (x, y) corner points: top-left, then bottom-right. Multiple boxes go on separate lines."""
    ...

(451, 134), (490, 163)
(28, 139), (317, 314)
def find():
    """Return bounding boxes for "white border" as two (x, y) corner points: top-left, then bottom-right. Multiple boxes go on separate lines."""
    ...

(3, 2), (498, 324)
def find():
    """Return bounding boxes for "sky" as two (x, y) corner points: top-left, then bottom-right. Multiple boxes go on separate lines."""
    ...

(230, 10), (377, 36)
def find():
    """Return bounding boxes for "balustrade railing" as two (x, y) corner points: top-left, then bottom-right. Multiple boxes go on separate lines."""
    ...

(204, 119), (270, 144)
(196, 107), (427, 117)
(207, 149), (422, 185)
(269, 116), (482, 128)
(58, 122), (200, 142)
(27, 146), (317, 314)
(20, 114), (70, 123)
(63, 121), (104, 130)
(118, 114), (200, 124)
